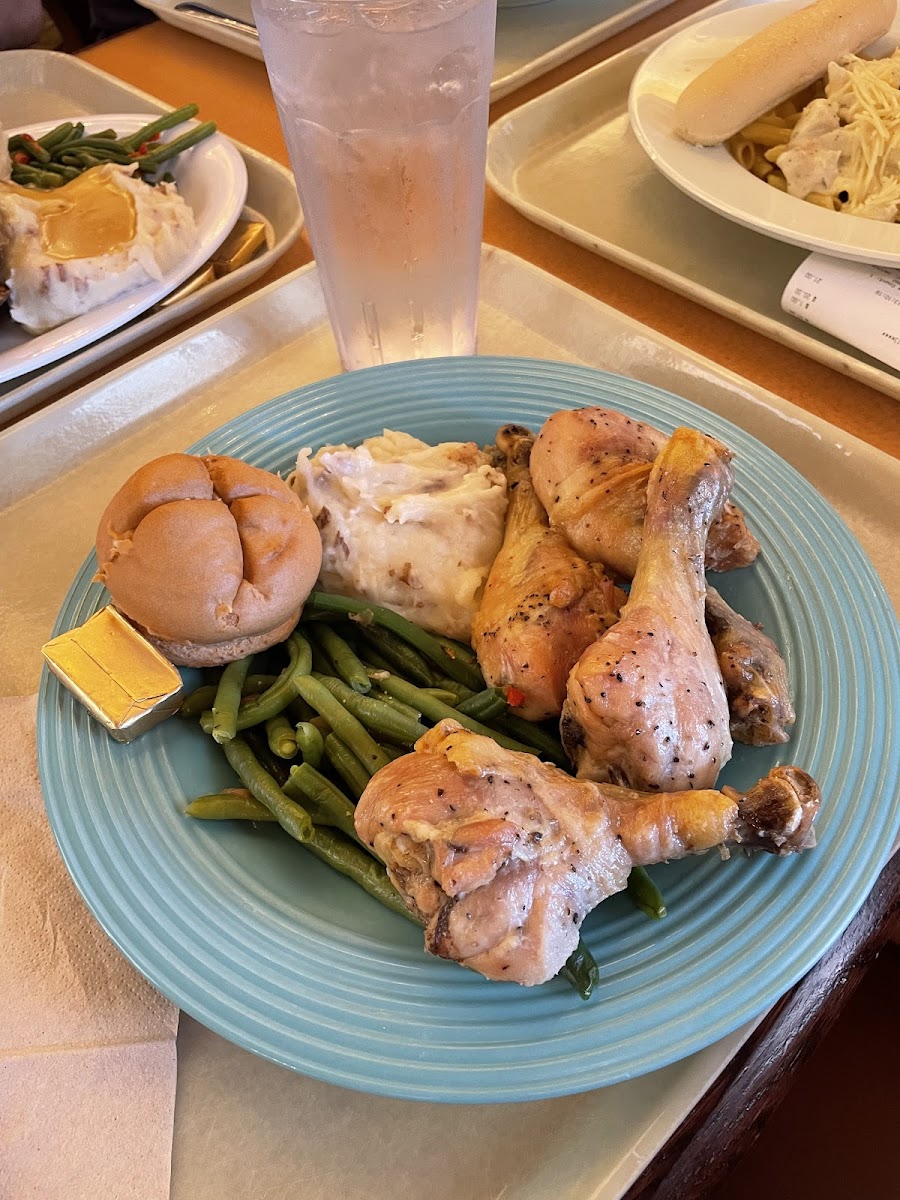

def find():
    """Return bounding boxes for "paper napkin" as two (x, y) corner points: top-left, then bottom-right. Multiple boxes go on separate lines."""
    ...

(781, 253), (900, 372)
(0, 694), (178, 1200)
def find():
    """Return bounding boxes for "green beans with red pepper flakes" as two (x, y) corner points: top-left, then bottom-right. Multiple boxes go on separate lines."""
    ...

(7, 104), (216, 190)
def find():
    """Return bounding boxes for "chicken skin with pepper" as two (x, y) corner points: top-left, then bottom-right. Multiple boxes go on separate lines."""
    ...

(563, 427), (733, 791)
(471, 425), (625, 721)
(355, 721), (819, 987)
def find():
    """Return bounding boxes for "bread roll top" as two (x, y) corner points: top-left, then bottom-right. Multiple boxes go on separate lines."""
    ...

(95, 452), (322, 645)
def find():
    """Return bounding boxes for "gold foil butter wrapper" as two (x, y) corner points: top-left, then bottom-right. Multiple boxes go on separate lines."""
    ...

(210, 219), (268, 273)
(42, 606), (185, 742)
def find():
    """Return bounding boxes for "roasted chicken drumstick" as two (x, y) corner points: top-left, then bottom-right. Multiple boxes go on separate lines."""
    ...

(563, 427), (733, 791)
(471, 425), (625, 721)
(532, 406), (794, 747)
(355, 721), (820, 987)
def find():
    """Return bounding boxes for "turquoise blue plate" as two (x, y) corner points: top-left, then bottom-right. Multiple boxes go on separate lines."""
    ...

(37, 358), (900, 1102)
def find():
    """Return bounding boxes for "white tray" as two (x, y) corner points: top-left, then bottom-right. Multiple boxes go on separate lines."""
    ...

(137, 0), (680, 100)
(0, 50), (303, 425)
(486, 0), (900, 402)
(2, 244), (898, 1200)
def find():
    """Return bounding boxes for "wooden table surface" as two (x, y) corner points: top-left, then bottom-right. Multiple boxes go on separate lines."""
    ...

(80, 0), (900, 460)
(77, 6), (900, 1198)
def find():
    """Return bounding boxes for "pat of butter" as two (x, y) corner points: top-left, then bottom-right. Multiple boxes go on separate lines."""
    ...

(209, 219), (267, 274)
(42, 606), (185, 742)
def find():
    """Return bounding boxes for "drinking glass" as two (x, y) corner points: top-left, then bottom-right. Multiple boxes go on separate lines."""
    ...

(250, 0), (497, 370)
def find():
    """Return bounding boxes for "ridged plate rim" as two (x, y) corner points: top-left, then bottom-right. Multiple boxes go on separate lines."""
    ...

(37, 356), (900, 1102)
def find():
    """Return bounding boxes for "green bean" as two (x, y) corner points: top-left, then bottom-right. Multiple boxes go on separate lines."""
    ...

(283, 763), (362, 845)
(244, 673), (279, 695)
(37, 122), (74, 151)
(120, 103), (200, 150)
(355, 642), (396, 675)
(266, 714), (298, 759)
(291, 654), (390, 776)
(287, 694), (317, 725)
(218, 734), (314, 843)
(377, 743), (407, 761)
(186, 792), (276, 821)
(138, 121), (217, 169)
(370, 672), (539, 755)
(295, 721), (325, 769)
(627, 866), (667, 920)
(370, 690), (423, 722)
(456, 687), (508, 723)
(558, 938), (599, 1000)
(313, 673), (427, 745)
(19, 133), (50, 162)
(181, 685), (219, 718)
(305, 592), (484, 690)
(210, 655), (252, 744)
(433, 634), (480, 669)
(179, 675), (278, 719)
(7, 134), (26, 152)
(54, 137), (132, 159)
(492, 714), (569, 769)
(243, 727), (291, 787)
(357, 625), (436, 686)
(235, 633), (312, 729)
(11, 164), (63, 188)
(323, 734), (370, 800)
(430, 676), (477, 704)
(308, 633), (339, 677)
(310, 624), (371, 693)
(421, 687), (463, 705)
(304, 826), (418, 923)
(28, 161), (77, 180)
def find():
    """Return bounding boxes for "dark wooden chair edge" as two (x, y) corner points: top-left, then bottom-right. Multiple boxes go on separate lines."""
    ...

(622, 849), (900, 1200)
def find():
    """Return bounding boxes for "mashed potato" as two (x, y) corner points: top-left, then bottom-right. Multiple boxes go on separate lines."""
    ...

(292, 430), (508, 640)
(0, 163), (195, 334)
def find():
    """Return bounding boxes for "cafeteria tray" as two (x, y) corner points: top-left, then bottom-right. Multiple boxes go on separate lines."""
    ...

(3, 244), (897, 1198)
(136, 0), (681, 100)
(0, 49), (303, 426)
(486, 0), (900, 402)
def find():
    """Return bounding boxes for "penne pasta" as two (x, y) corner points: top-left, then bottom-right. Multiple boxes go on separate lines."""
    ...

(805, 192), (836, 209)
(750, 158), (775, 178)
(738, 121), (795, 147)
(730, 138), (756, 169)
(766, 173), (788, 191)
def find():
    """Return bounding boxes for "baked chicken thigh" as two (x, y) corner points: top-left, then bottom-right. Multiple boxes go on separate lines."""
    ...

(355, 721), (820, 987)
(563, 427), (733, 790)
(471, 425), (625, 721)
(530, 405), (760, 578)
(706, 585), (795, 745)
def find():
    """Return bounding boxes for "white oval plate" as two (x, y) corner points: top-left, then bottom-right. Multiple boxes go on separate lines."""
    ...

(627, 0), (900, 265)
(0, 113), (248, 384)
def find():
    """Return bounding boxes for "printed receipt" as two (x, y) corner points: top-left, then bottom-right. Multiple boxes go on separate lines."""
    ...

(781, 253), (900, 371)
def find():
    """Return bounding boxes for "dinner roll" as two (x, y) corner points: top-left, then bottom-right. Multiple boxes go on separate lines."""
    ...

(95, 453), (323, 666)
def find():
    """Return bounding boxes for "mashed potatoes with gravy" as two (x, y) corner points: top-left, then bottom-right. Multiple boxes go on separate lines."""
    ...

(0, 163), (196, 334)
(292, 431), (508, 640)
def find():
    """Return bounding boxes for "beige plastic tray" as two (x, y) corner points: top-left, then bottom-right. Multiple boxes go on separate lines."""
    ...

(137, 0), (680, 100)
(2, 244), (897, 1199)
(486, 0), (900, 401)
(0, 50), (303, 424)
